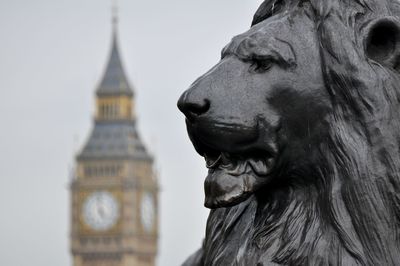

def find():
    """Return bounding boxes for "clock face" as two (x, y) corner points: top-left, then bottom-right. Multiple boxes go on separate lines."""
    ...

(140, 192), (155, 233)
(82, 191), (120, 231)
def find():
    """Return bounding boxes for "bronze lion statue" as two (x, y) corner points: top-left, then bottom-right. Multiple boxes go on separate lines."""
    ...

(178, 0), (400, 265)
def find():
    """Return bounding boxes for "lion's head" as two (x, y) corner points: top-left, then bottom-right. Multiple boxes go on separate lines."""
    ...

(179, 0), (400, 264)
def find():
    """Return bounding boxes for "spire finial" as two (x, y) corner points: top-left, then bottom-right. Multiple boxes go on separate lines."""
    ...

(112, 0), (118, 32)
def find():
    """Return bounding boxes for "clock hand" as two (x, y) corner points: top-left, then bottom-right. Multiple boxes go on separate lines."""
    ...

(98, 205), (105, 218)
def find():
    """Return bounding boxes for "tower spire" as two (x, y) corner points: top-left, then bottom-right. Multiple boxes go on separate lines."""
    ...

(112, 0), (118, 34)
(96, 0), (133, 98)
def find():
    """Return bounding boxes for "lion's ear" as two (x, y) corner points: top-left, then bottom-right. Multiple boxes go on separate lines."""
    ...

(365, 17), (400, 69)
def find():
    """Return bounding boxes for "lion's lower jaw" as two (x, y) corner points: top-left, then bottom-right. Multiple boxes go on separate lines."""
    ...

(204, 163), (271, 209)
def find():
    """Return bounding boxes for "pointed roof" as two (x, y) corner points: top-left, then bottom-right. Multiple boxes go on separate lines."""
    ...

(77, 4), (152, 162)
(96, 30), (134, 97)
(77, 120), (152, 161)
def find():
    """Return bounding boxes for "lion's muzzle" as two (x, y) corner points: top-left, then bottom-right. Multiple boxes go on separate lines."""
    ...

(178, 67), (280, 208)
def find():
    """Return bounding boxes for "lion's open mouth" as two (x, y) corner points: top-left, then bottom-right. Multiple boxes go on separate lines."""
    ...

(203, 150), (275, 208)
(184, 119), (278, 208)
(205, 152), (274, 175)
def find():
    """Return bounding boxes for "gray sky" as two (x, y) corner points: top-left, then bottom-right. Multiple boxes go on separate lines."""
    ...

(0, 0), (263, 265)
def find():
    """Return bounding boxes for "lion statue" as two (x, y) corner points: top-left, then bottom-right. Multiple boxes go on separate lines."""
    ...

(178, 0), (400, 265)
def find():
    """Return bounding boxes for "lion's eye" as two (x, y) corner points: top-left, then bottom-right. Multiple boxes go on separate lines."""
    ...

(250, 59), (273, 73)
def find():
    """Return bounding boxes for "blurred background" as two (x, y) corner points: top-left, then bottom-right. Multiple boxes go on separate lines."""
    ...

(0, 0), (263, 265)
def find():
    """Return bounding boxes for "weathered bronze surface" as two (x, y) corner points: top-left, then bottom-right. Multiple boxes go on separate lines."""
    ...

(178, 0), (400, 265)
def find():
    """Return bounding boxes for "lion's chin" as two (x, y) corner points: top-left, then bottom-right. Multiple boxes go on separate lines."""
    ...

(204, 170), (267, 208)
(204, 154), (274, 209)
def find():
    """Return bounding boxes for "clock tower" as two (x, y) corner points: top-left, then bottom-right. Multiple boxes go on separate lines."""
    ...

(70, 11), (158, 266)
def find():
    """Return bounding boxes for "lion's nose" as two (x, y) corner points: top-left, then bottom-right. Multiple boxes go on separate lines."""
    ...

(177, 91), (210, 121)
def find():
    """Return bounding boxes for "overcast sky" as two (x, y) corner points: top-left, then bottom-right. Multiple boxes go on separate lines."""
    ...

(0, 0), (263, 265)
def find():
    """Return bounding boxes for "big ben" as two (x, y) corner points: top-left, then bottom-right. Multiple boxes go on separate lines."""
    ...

(70, 9), (158, 266)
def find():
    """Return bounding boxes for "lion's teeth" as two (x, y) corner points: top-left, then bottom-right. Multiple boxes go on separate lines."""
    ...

(226, 161), (247, 176)
(205, 153), (222, 168)
(248, 159), (268, 176)
(205, 153), (272, 175)
(221, 152), (230, 166)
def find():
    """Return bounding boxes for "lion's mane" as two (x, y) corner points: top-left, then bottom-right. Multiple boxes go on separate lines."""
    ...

(186, 1), (400, 265)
